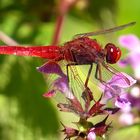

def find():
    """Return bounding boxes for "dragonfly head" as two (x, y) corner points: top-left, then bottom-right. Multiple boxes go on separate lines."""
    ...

(105, 43), (121, 64)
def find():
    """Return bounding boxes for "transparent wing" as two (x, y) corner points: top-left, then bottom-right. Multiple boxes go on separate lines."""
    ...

(74, 21), (136, 38)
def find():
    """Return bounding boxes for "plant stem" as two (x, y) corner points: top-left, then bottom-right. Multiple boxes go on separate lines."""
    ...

(51, 0), (77, 45)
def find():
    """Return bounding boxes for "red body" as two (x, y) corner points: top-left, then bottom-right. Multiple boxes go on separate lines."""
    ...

(0, 37), (103, 64)
(0, 45), (61, 59)
(0, 36), (128, 85)
(0, 22), (133, 86)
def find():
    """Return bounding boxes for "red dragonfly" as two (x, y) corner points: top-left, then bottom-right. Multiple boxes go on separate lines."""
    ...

(0, 22), (135, 87)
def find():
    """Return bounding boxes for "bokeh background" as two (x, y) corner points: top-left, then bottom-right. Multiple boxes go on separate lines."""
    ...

(0, 0), (140, 140)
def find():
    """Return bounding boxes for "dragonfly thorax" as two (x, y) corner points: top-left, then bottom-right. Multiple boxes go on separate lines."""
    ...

(62, 37), (102, 64)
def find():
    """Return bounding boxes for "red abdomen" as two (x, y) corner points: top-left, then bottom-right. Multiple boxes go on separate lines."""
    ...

(0, 46), (61, 59)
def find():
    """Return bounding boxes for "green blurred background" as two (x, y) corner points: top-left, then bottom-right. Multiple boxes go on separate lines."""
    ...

(0, 0), (140, 140)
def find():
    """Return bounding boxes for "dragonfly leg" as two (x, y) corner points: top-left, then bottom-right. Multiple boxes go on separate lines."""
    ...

(95, 63), (106, 85)
(84, 64), (93, 88)
(66, 63), (70, 83)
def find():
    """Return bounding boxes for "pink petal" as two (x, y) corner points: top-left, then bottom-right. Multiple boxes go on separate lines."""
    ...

(109, 72), (136, 88)
(115, 97), (131, 112)
(87, 129), (96, 140)
(119, 112), (134, 125)
(119, 34), (140, 51)
(129, 52), (140, 67)
(37, 61), (65, 77)
(54, 77), (74, 99)
(118, 58), (130, 67)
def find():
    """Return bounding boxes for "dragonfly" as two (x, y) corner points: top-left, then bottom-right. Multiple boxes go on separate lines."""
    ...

(0, 22), (135, 88)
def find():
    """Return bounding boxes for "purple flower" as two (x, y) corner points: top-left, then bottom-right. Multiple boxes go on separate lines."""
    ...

(115, 95), (131, 112)
(43, 76), (74, 99)
(119, 34), (140, 78)
(37, 61), (74, 99)
(101, 72), (136, 110)
(37, 61), (65, 77)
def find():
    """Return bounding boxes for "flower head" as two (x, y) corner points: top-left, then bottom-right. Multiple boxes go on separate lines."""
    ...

(102, 72), (136, 110)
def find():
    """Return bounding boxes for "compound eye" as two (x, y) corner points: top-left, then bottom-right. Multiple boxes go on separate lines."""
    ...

(105, 43), (121, 64)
